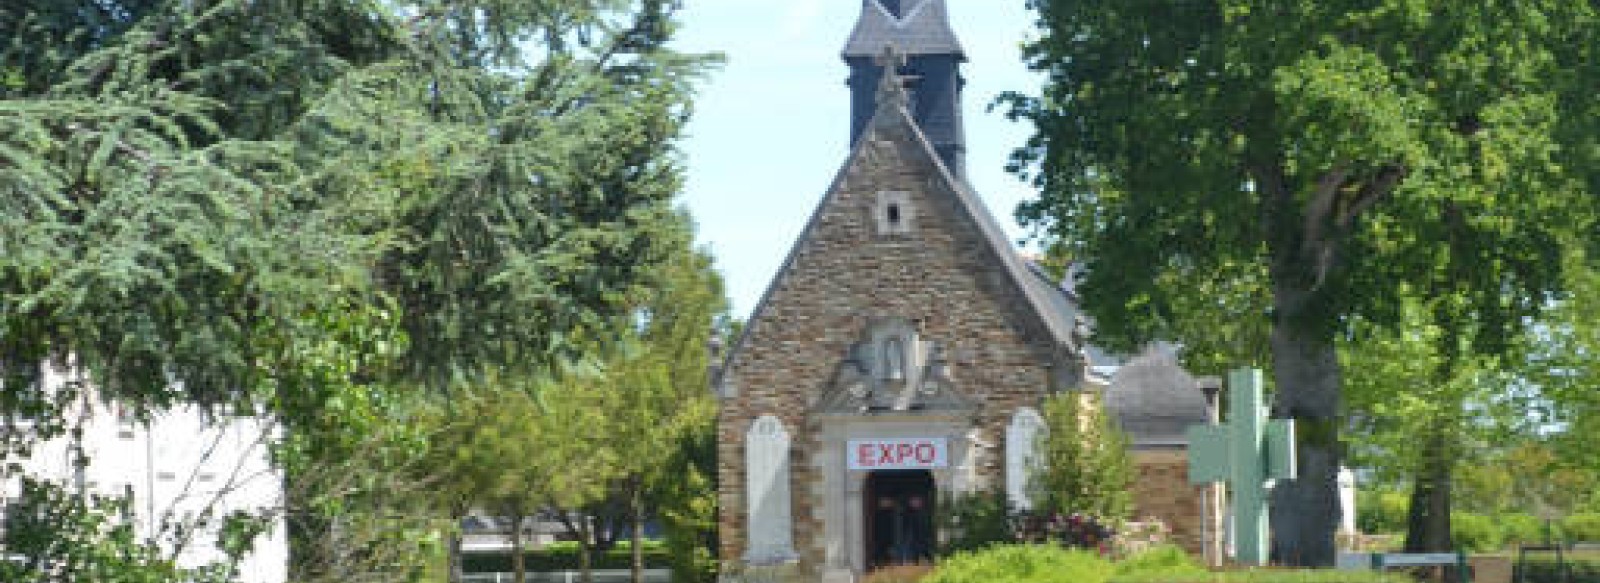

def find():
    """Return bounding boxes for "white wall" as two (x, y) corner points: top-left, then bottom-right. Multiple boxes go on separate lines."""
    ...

(3, 364), (287, 583)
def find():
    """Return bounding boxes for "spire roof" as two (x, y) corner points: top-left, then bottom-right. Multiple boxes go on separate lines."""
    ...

(842, 0), (965, 58)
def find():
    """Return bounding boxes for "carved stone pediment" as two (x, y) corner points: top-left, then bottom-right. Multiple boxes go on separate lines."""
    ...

(811, 324), (977, 415)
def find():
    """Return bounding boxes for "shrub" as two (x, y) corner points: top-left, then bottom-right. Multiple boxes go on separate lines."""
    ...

(1564, 514), (1600, 543)
(1516, 556), (1600, 583)
(1453, 512), (1503, 552)
(923, 545), (1113, 583)
(1034, 392), (1133, 521)
(937, 489), (1127, 556)
(1499, 514), (1548, 546)
(1357, 489), (1409, 534)
(459, 543), (671, 573)
(1014, 512), (1117, 551)
(937, 490), (1015, 554)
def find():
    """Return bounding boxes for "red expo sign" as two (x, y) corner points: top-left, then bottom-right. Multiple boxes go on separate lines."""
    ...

(847, 438), (949, 470)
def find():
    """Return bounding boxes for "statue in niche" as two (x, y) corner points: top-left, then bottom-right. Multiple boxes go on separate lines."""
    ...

(882, 337), (906, 381)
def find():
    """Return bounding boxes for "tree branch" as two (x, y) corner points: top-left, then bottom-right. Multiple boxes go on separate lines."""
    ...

(1336, 164), (1407, 229)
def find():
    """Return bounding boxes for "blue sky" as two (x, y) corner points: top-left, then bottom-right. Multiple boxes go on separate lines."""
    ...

(673, 0), (1043, 319)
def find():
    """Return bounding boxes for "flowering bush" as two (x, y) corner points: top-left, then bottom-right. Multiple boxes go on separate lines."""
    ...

(1014, 511), (1118, 553)
(938, 492), (1152, 557)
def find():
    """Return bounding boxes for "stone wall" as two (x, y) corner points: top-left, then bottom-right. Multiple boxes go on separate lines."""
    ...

(1130, 448), (1222, 560)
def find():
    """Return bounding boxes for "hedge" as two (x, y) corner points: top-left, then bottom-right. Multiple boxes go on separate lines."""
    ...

(1564, 514), (1600, 543)
(1499, 514), (1547, 547)
(1515, 556), (1600, 583)
(461, 541), (670, 573)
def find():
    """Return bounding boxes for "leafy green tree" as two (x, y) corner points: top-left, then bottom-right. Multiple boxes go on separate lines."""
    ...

(420, 382), (563, 583)
(1033, 392), (1132, 522)
(1008, 0), (1599, 564)
(618, 246), (727, 583)
(1342, 296), (1523, 551)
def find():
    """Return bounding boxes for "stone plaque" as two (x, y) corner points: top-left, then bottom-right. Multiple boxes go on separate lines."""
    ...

(1005, 407), (1045, 509)
(745, 416), (797, 564)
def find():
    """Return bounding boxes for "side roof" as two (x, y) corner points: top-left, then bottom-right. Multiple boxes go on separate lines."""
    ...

(717, 83), (1081, 386)
(842, 0), (965, 58)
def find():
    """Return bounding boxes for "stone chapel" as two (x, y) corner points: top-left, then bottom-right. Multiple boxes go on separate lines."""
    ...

(713, 1), (1222, 580)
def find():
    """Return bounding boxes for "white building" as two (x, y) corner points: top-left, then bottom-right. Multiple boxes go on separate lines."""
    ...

(2, 363), (288, 582)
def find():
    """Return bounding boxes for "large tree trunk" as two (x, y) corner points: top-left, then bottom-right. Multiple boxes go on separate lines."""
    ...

(1266, 283), (1343, 567)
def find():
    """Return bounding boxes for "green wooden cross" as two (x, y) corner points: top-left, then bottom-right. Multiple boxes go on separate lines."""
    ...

(1187, 368), (1297, 566)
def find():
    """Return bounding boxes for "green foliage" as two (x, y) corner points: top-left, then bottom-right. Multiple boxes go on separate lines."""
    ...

(1563, 514), (1600, 543)
(1516, 557), (1600, 583)
(2, 0), (718, 580)
(1, 0), (716, 405)
(1498, 514), (1548, 547)
(459, 543), (671, 573)
(1009, 0), (1600, 562)
(0, 478), (211, 582)
(654, 407), (723, 583)
(1111, 570), (1408, 583)
(923, 545), (1113, 583)
(1451, 513), (1502, 553)
(1526, 260), (1600, 480)
(1033, 392), (1132, 522)
(1112, 545), (1206, 579)
(1010, 0), (1597, 356)
(937, 490), (1016, 555)
(1356, 489), (1409, 535)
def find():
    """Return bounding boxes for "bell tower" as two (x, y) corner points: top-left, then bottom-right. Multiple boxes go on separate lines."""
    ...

(843, 0), (967, 176)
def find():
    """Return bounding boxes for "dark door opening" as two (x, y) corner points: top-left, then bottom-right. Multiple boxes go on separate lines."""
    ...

(863, 470), (936, 569)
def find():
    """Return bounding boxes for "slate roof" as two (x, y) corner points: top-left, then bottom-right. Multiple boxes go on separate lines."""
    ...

(842, 0), (965, 58)
(1104, 347), (1209, 446)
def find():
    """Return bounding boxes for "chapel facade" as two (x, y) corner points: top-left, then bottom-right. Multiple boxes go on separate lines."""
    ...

(713, 2), (1220, 580)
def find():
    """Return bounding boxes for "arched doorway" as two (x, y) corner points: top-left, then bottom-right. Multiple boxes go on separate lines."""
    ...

(863, 469), (936, 569)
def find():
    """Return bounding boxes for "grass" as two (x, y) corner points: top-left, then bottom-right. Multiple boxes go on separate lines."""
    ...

(1111, 569), (1413, 583)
